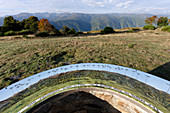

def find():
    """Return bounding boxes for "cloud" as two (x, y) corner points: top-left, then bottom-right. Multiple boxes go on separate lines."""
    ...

(81, 0), (103, 7)
(81, 0), (116, 7)
(116, 0), (134, 8)
(134, 7), (169, 14)
(0, 0), (170, 17)
(96, 2), (105, 7)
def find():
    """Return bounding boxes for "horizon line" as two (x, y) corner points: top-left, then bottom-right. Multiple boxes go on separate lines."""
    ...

(1, 12), (170, 18)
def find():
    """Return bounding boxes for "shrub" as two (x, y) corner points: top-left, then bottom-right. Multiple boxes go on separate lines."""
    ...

(161, 26), (170, 32)
(126, 30), (135, 33)
(60, 26), (70, 34)
(102, 27), (115, 34)
(131, 27), (140, 31)
(4, 30), (16, 36)
(18, 29), (34, 35)
(73, 31), (84, 36)
(0, 32), (4, 36)
(50, 29), (62, 36)
(77, 31), (84, 34)
(143, 25), (156, 30)
(167, 29), (170, 32)
(67, 28), (76, 34)
(35, 32), (49, 37)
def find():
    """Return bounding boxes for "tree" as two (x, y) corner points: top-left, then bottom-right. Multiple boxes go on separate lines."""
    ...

(50, 25), (62, 36)
(23, 16), (39, 32)
(102, 26), (115, 34)
(145, 15), (170, 27)
(2, 16), (21, 32)
(145, 15), (157, 25)
(60, 26), (70, 34)
(67, 28), (76, 34)
(19, 19), (26, 29)
(38, 18), (53, 32)
(157, 17), (169, 27)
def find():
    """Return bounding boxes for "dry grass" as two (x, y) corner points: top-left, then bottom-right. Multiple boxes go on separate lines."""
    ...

(0, 30), (170, 88)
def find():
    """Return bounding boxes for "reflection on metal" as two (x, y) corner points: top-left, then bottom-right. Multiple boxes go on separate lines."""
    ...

(145, 75), (151, 83)
(18, 84), (163, 113)
(166, 84), (170, 93)
(0, 63), (170, 102)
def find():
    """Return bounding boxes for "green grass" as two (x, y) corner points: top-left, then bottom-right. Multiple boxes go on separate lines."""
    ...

(0, 31), (170, 89)
(4, 30), (17, 36)
(1, 71), (169, 113)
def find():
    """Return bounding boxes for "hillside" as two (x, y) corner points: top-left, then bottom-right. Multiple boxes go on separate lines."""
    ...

(0, 29), (170, 89)
(0, 13), (153, 31)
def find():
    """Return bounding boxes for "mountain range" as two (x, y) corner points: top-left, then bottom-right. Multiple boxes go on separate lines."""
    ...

(0, 13), (169, 31)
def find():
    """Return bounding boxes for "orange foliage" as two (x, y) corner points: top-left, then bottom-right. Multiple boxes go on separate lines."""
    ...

(145, 15), (157, 25)
(38, 18), (52, 32)
(157, 16), (169, 27)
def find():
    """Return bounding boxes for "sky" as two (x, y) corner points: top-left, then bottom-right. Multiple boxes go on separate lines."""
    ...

(0, 0), (170, 17)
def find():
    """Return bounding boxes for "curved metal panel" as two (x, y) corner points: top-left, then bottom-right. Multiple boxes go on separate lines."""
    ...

(0, 63), (169, 102)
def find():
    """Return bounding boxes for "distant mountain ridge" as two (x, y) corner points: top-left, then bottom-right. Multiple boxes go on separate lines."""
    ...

(0, 12), (166, 31)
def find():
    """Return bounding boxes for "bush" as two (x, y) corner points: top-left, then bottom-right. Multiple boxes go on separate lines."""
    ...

(0, 32), (4, 36)
(167, 29), (170, 32)
(73, 31), (84, 36)
(18, 29), (34, 35)
(35, 32), (49, 37)
(50, 29), (62, 36)
(60, 26), (70, 34)
(4, 30), (16, 36)
(131, 27), (140, 31)
(102, 27), (115, 34)
(67, 28), (76, 34)
(143, 25), (156, 30)
(161, 26), (170, 32)
(77, 31), (84, 34)
(126, 30), (135, 33)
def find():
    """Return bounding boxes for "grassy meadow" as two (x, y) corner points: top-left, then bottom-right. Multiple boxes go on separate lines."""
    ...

(0, 29), (170, 89)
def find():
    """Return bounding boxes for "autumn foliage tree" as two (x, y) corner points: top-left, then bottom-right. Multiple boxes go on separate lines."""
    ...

(145, 15), (157, 25)
(157, 17), (169, 27)
(38, 18), (53, 32)
(145, 15), (170, 28)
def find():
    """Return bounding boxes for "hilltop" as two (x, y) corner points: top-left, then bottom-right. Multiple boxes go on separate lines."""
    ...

(0, 28), (170, 89)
